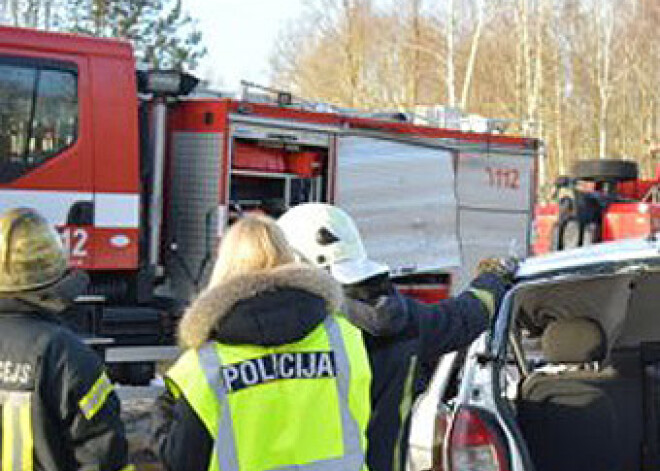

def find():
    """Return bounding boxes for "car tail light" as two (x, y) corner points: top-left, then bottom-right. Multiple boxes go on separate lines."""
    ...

(447, 406), (510, 471)
(431, 405), (451, 471)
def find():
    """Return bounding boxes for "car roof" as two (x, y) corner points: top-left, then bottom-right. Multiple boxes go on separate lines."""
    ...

(517, 236), (660, 280)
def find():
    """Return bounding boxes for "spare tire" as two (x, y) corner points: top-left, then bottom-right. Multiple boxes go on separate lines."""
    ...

(557, 217), (582, 250)
(572, 159), (638, 182)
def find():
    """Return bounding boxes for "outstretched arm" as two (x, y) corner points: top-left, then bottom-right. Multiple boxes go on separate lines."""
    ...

(413, 272), (508, 369)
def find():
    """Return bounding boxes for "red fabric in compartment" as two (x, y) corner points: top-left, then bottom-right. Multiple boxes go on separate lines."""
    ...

(233, 142), (286, 173)
(285, 151), (322, 178)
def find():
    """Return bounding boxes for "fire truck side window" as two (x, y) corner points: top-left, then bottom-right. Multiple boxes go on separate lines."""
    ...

(0, 59), (77, 182)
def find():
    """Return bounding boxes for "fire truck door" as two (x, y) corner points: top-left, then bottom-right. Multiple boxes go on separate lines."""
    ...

(0, 53), (95, 268)
(335, 135), (460, 275)
(454, 151), (536, 288)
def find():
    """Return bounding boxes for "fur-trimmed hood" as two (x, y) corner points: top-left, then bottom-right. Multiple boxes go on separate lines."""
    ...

(178, 263), (344, 349)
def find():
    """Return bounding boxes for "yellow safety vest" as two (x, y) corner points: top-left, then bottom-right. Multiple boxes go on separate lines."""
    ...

(166, 315), (371, 471)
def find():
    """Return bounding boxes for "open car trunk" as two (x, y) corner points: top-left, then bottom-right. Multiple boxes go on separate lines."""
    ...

(509, 268), (660, 471)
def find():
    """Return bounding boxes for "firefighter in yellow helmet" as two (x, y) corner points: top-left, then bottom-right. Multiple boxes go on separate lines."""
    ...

(0, 208), (133, 471)
(152, 215), (371, 471)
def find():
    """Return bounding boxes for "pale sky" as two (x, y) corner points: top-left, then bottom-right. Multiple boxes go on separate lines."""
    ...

(181, 0), (307, 93)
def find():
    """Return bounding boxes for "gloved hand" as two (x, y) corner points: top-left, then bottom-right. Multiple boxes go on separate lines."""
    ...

(476, 257), (519, 286)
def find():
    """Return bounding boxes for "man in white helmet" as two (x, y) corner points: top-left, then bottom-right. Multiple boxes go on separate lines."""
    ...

(278, 202), (515, 471)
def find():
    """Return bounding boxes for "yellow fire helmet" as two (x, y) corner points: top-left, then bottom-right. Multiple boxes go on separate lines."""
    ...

(0, 207), (68, 293)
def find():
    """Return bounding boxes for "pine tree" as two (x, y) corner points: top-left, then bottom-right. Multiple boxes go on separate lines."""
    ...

(1, 0), (206, 71)
(75, 0), (206, 70)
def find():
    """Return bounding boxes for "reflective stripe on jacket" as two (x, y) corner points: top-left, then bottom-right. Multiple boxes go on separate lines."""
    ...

(1, 390), (32, 471)
(166, 315), (371, 471)
(0, 372), (126, 471)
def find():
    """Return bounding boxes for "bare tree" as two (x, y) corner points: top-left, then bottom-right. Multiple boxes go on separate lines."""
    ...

(459, 0), (485, 110)
(595, 1), (615, 159)
(405, 0), (422, 108)
(269, 0), (660, 183)
(445, 0), (456, 107)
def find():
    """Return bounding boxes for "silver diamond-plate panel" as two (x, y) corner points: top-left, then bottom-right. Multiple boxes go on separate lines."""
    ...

(167, 132), (222, 301)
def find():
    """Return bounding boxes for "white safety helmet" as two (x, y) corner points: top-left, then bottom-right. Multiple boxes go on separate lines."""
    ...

(278, 203), (389, 285)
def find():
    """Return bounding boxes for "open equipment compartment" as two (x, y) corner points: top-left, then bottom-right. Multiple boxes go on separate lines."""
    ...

(228, 121), (331, 218)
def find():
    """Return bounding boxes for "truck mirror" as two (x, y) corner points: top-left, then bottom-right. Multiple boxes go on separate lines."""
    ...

(137, 70), (199, 97)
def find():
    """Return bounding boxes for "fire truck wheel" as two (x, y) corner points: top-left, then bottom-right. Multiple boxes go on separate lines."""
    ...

(108, 362), (155, 386)
(558, 217), (582, 249)
(126, 362), (155, 386)
(572, 159), (638, 182)
(582, 222), (602, 246)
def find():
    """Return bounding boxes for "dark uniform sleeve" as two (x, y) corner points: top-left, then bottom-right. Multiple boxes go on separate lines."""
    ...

(348, 272), (508, 380)
(152, 388), (213, 471)
(410, 272), (508, 379)
(343, 295), (411, 337)
(42, 328), (132, 471)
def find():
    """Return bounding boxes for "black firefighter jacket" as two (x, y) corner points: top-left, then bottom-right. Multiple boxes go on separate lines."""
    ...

(344, 272), (508, 471)
(0, 299), (131, 471)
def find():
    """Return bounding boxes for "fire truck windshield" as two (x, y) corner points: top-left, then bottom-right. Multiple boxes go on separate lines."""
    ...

(0, 57), (78, 183)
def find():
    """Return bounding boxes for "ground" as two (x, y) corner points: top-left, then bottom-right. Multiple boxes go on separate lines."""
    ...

(116, 385), (164, 470)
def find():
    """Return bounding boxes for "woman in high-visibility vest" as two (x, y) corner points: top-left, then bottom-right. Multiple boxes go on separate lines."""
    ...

(152, 214), (371, 471)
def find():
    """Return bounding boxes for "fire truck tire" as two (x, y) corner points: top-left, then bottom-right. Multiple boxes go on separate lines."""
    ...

(572, 159), (638, 182)
(127, 362), (155, 385)
(558, 217), (582, 250)
(108, 362), (155, 386)
(582, 222), (602, 246)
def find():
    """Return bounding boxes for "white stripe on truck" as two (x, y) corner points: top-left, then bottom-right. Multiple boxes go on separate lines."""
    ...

(0, 189), (139, 228)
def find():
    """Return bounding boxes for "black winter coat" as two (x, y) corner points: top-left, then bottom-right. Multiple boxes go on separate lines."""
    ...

(344, 272), (508, 471)
(0, 299), (130, 471)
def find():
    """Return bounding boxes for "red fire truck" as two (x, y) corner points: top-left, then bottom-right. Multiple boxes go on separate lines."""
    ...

(533, 158), (660, 255)
(0, 26), (541, 382)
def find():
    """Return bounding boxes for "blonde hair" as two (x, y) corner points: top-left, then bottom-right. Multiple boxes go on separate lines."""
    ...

(209, 214), (295, 286)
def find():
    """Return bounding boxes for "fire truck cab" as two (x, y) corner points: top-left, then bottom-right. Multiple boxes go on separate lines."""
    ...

(0, 26), (541, 383)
